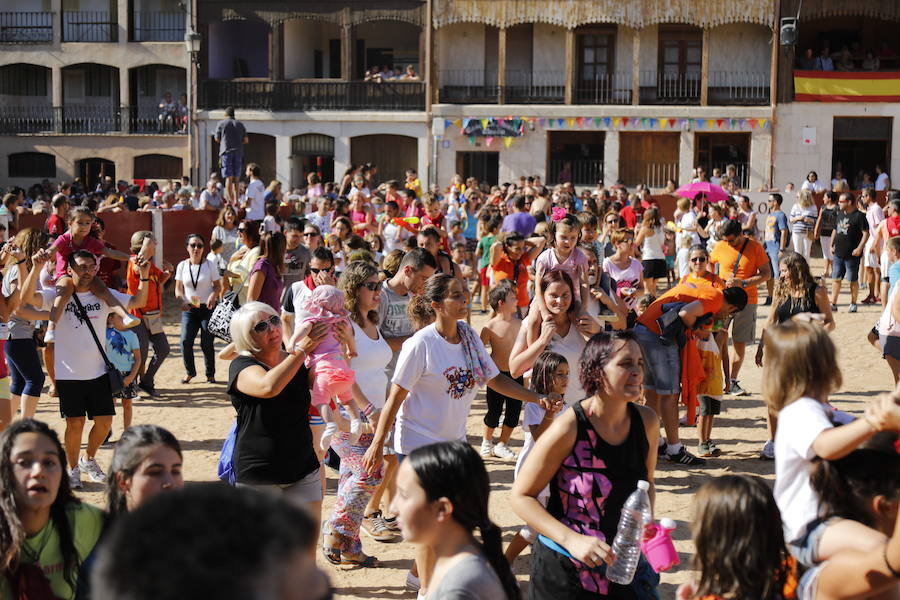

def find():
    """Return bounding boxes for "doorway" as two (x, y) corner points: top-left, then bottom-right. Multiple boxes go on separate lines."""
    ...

(618, 132), (679, 187)
(77, 157), (115, 190)
(351, 134), (417, 183)
(547, 131), (605, 185)
(292, 134), (335, 188)
(832, 117), (892, 187)
(456, 152), (499, 186)
(694, 132), (751, 188)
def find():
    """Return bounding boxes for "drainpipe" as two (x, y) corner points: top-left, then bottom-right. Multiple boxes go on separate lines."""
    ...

(426, 0), (435, 187)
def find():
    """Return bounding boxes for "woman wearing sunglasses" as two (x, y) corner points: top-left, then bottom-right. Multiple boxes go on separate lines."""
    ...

(175, 234), (222, 384)
(319, 261), (394, 567)
(227, 302), (329, 518)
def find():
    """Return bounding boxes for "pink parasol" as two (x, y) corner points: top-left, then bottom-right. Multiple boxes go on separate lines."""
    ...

(675, 182), (730, 203)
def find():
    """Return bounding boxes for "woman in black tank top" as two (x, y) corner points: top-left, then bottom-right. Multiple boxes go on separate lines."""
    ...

(511, 331), (659, 599)
(754, 252), (834, 458)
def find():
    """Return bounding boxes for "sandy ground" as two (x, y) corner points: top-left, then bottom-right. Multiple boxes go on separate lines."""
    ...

(36, 257), (892, 599)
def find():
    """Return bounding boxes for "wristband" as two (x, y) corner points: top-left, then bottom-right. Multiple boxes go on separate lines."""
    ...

(140, 278), (150, 281)
(15, 258), (25, 265)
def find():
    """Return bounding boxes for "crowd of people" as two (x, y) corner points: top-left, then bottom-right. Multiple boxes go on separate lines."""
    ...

(1, 151), (900, 600)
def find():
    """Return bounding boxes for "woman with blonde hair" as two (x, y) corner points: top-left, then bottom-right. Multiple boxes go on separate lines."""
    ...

(789, 189), (818, 259)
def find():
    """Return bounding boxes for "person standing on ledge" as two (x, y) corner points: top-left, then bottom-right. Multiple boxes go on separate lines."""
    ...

(213, 106), (248, 205)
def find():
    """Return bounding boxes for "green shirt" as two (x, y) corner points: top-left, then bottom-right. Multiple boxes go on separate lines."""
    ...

(477, 234), (496, 269)
(0, 502), (104, 600)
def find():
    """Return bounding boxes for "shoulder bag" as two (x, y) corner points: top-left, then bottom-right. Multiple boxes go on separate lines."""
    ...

(71, 293), (125, 396)
(207, 274), (244, 342)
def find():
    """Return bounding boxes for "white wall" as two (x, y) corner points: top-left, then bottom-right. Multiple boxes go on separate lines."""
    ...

(638, 25), (658, 73)
(708, 24), (770, 74)
(774, 103), (900, 190)
(532, 24), (565, 76)
(284, 20), (340, 79)
(437, 23), (489, 84)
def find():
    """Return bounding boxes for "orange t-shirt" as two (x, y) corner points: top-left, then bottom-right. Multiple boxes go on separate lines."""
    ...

(126, 259), (164, 317)
(492, 252), (532, 307)
(709, 238), (768, 305)
(680, 271), (726, 290)
(637, 283), (724, 335)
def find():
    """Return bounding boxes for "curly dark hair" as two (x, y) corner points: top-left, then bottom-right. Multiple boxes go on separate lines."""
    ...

(0, 419), (81, 589)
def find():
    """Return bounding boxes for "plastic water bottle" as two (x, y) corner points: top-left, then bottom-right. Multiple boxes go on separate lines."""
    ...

(606, 480), (652, 585)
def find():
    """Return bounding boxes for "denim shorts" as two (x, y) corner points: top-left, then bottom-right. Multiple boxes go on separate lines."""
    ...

(220, 152), (242, 178)
(634, 324), (681, 395)
(832, 255), (861, 282)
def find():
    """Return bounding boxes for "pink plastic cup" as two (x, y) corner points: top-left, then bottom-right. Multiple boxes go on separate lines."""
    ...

(641, 518), (679, 573)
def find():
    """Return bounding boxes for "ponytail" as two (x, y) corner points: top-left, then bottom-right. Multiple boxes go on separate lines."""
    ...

(478, 521), (521, 600)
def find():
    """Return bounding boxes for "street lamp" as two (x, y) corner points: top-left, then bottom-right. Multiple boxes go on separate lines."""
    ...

(184, 29), (201, 64)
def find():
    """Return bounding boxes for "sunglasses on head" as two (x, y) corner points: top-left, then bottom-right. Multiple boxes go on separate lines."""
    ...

(310, 267), (333, 275)
(359, 281), (380, 291)
(253, 314), (280, 334)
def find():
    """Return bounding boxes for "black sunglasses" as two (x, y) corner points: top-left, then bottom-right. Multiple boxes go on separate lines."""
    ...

(237, 228), (247, 233)
(690, 256), (708, 263)
(252, 314), (280, 333)
(189, 243), (204, 248)
(359, 281), (380, 291)
(303, 232), (319, 237)
(310, 267), (334, 275)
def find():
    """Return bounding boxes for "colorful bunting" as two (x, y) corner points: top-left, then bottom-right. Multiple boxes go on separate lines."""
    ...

(485, 136), (494, 146)
(503, 137), (513, 148)
(468, 136), (476, 146)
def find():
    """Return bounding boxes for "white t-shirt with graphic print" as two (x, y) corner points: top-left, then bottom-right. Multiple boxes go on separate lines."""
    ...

(39, 288), (131, 381)
(391, 323), (499, 455)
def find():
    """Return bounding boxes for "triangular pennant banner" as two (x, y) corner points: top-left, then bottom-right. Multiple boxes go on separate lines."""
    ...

(566, 118), (576, 128)
(659, 118), (669, 129)
(538, 118), (546, 127)
(453, 118), (462, 128)
(576, 117), (584, 127)
(613, 117), (621, 127)
(706, 119), (716, 129)
(603, 117), (611, 128)
(716, 119), (725, 129)
(503, 137), (513, 148)
(444, 119), (452, 129)
(621, 117), (629, 127)
(468, 136), (476, 146)
(649, 118), (657, 128)
(485, 136), (494, 146)
(761, 119), (770, 128)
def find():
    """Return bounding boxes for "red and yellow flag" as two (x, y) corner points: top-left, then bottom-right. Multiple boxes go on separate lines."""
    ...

(794, 69), (900, 102)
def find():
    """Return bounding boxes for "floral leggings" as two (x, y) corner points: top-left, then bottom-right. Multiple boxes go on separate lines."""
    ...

(324, 432), (384, 554)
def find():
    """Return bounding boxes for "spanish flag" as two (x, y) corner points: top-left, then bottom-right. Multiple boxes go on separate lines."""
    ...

(794, 69), (900, 102)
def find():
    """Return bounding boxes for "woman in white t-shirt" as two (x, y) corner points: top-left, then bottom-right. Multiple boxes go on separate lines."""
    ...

(362, 273), (559, 593)
(321, 261), (393, 566)
(210, 206), (240, 264)
(175, 234), (222, 384)
(801, 171), (828, 194)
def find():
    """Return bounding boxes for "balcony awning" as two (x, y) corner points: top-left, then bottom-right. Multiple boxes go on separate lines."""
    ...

(783, 0), (900, 22)
(433, 0), (775, 29)
(794, 70), (900, 102)
(200, 1), (425, 27)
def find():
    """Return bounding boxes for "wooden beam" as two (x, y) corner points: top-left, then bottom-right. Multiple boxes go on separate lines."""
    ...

(564, 28), (574, 104)
(497, 27), (507, 103)
(341, 7), (352, 81)
(700, 28), (709, 106)
(425, 0), (434, 109)
(270, 22), (283, 80)
(631, 29), (640, 105)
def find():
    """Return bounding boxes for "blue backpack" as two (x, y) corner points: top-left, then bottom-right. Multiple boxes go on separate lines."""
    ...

(217, 421), (237, 485)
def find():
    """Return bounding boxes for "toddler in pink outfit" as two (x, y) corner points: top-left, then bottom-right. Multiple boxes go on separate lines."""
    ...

(294, 285), (373, 447)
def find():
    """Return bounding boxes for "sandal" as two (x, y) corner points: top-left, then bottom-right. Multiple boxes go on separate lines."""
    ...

(321, 545), (342, 565)
(340, 552), (380, 568)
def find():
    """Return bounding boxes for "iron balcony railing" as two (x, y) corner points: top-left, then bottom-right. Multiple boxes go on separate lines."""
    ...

(548, 159), (604, 186)
(0, 12), (53, 43)
(574, 72), (633, 105)
(504, 70), (564, 104)
(62, 11), (117, 42)
(639, 70), (701, 104)
(0, 105), (188, 134)
(438, 69), (500, 103)
(199, 79), (426, 111)
(708, 71), (769, 105)
(131, 11), (184, 42)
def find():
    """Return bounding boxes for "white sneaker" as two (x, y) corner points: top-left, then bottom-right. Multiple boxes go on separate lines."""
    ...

(320, 422), (338, 451)
(43, 328), (55, 343)
(492, 442), (516, 460)
(69, 466), (82, 489)
(78, 456), (107, 483)
(122, 314), (141, 328)
(480, 439), (493, 457)
(405, 572), (421, 593)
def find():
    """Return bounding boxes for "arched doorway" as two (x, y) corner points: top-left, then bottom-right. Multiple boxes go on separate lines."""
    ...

(291, 134), (334, 188)
(350, 134), (417, 183)
(76, 157), (115, 190)
(134, 154), (183, 180)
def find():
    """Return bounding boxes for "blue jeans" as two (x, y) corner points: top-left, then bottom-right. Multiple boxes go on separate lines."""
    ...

(765, 241), (781, 279)
(5, 337), (45, 397)
(180, 306), (214, 378)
